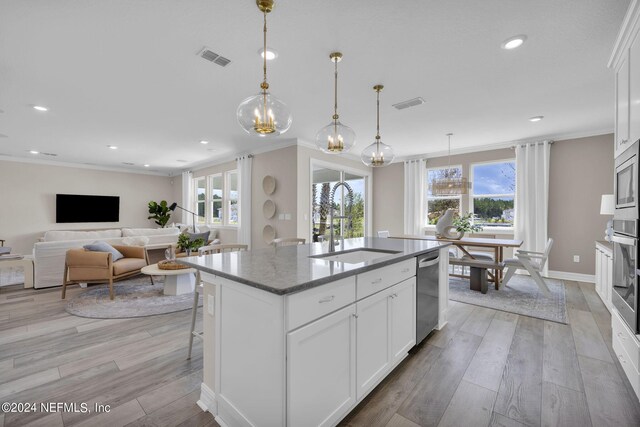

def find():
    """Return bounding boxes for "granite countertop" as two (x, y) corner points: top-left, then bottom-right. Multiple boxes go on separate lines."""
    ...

(178, 237), (449, 295)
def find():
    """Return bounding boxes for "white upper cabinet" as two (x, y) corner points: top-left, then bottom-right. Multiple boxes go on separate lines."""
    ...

(610, 0), (640, 158)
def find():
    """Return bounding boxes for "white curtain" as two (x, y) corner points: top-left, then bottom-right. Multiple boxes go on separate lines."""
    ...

(515, 141), (551, 275)
(403, 159), (426, 235)
(237, 155), (253, 248)
(181, 171), (193, 226)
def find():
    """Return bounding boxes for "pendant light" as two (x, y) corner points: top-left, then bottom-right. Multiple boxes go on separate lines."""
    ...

(361, 85), (395, 167)
(429, 133), (471, 196)
(237, 0), (292, 137)
(315, 52), (356, 154)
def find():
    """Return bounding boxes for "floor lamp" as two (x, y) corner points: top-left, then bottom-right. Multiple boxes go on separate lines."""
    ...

(169, 202), (198, 232)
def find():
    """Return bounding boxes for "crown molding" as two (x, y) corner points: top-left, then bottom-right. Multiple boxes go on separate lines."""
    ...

(608, 0), (640, 69)
(0, 155), (172, 177)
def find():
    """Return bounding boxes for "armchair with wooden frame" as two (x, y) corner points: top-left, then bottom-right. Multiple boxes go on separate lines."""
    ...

(61, 245), (149, 300)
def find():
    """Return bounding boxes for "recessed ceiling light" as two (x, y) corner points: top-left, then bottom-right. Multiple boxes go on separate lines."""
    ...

(29, 150), (39, 154)
(33, 105), (48, 112)
(529, 115), (544, 122)
(501, 35), (527, 50)
(200, 140), (209, 145)
(144, 164), (150, 167)
(107, 145), (118, 150)
(258, 47), (278, 60)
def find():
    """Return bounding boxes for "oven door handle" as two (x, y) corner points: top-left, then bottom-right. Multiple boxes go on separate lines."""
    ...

(612, 235), (637, 246)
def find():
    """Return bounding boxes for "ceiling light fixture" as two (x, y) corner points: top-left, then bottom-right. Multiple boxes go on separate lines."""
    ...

(144, 164), (150, 168)
(33, 105), (48, 112)
(430, 133), (472, 196)
(361, 85), (394, 167)
(200, 140), (209, 144)
(259, 47), (278, 60)
(237, 0), (292, 137)
(107, 145), (118, 150)
(529, 115), (544, 122)
(29, 150), (39, 154)
(501, 35), (527, 50)
(315, 52), (356, 154)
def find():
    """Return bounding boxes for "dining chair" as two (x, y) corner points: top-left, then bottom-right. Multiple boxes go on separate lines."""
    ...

(189, 243), (248, 359)
(502, 238), (554, 295)
(271, 238), (305, 247)
(377, 230), (390, 238)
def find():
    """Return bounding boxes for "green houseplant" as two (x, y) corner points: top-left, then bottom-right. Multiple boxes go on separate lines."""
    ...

(147, 200), (172, 228)
(177, 234), (205, 255)
(452, 213), (483, 238)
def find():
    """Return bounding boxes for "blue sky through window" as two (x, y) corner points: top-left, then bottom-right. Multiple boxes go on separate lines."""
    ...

(473, 161), (515, 195)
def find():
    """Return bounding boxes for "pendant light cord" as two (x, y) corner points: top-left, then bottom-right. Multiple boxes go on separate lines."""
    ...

(262, 10), (268, 92)
(446, 133), (452, 177)
(334, 59), (338, 122)
(376, 89), (381, 151)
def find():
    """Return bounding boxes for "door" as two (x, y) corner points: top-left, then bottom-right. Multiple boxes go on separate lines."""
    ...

(390, 278), (417, 364)
(287, 304), (356, 427)
(616, 52), (630, 157)
(356, 288), (391, 400)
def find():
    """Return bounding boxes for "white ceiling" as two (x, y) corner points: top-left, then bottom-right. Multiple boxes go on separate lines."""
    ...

(0, 0), (630, 174)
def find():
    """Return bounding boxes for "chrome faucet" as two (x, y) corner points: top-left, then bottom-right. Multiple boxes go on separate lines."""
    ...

(328, 181), (354, 252)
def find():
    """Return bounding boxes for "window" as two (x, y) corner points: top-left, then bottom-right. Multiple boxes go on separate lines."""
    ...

(195, 177), (206, 224)
(470, 160), (515, 228)
(426, 166), (462, 225)
(311, 165), (368, 242)
(192, 169), (239, 227)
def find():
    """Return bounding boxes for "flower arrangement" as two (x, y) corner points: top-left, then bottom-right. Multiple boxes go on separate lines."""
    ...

(452, 213), (483, 234)
(177, 234), (205, 254)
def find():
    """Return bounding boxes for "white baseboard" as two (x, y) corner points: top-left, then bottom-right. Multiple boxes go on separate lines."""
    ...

(198, 382), (217, 414)
(547, 270), (595, 284)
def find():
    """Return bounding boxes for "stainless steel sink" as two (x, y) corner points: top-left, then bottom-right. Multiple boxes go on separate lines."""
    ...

(309, 248), (400, 264)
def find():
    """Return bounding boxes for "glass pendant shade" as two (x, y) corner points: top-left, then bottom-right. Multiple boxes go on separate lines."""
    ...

(315, 120), (356, 153)
(237, 91), (292, 137)
(361, 140), (395, 167)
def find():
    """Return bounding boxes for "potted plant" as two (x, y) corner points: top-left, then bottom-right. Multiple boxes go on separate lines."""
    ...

(177, 234), (205, 256)
(148, 200), (172, 228)
(451, 213), (483, 239)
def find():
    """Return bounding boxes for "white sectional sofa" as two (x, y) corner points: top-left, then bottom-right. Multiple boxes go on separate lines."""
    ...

(32, 227), (181, 289)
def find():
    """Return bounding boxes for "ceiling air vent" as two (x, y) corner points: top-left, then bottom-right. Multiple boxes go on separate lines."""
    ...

(41, 152), (57, 157)
(392, 97), (425, 110)
(198, 47), (231, 67)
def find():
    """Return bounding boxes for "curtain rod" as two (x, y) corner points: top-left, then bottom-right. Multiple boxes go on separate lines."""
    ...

(511, 140), (554, 149)
(235, 154), (254, 160)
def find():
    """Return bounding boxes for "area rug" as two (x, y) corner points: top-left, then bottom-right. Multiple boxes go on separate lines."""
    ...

(65, 275), (202, 319)
(448, 274), (567, 324)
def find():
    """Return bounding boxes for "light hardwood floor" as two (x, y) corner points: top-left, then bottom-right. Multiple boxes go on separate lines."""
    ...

(1, 280), (640, 426)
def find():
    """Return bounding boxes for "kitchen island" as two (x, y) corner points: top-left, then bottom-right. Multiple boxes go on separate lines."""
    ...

(180, 237), (450, 427)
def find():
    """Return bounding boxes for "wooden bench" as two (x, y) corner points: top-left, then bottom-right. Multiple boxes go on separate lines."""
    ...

(449, 258), (504, 294)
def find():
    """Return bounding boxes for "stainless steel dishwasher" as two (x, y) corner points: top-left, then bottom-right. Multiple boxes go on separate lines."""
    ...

(416, 253), (440, 344)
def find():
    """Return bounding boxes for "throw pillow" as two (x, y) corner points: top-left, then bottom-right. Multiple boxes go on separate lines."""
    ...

(185, 230), (210, 244)
(83, 241), (124, 261)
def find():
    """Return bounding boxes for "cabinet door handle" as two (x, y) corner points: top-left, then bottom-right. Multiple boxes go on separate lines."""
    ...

(401, 268), (410, 273)
(617, 332), (626, 341)
(352, 313), (359, 319)
(621, 139), (629, 144)
(618, 354), (626, 364)
(371, 278), (383, 284)
(318, 295), (335, 304)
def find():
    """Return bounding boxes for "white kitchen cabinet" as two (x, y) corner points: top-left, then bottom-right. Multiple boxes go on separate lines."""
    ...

(616, 52), (631, 157)
(595, 241), (613, 312)
(287, 304), (357, 427)
(630, 29), (640, 145)
(355, 277), (417, 400)
(356, 285), (391, 400)
(390, 277), (417, 364)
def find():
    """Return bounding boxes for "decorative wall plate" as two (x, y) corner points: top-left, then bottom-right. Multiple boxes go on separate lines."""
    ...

(263, 199), (276, 219)
(263, 225), (276, 244)
(262, 175), (276, 195)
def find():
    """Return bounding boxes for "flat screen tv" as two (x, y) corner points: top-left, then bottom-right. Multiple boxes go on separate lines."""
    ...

(56, 194), (120, 223)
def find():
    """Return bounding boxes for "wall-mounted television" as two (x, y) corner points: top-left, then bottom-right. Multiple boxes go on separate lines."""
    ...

(56, 194), (120, 223)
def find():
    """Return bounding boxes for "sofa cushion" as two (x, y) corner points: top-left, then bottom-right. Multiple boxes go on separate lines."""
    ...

(121, 236), (150, 246)
(113, 258), (147, 276)
(122, 227), (179, 237)
(83, 241), (124, 262)
(44, 229), (122, 242)
(185, 230), (210, 244)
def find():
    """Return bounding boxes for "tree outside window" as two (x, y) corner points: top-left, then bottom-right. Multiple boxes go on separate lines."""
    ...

(195, 177), (206, 224)
(471, 161), (515, 227)
(426, 167), (462, 225)
(210, 174), (223, 224)
(227, 171), (238, 225)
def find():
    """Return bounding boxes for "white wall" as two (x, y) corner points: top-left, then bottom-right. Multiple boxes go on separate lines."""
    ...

(0, 160), (175, 254)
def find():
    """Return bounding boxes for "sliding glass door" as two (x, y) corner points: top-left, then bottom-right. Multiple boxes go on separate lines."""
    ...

(311, 164), (368, 243)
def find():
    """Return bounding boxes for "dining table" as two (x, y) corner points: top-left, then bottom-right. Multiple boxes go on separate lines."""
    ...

(390, 234), (523, 289)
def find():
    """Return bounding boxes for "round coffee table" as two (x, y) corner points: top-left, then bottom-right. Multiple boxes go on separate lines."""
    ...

(141, 263), (197, 296)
